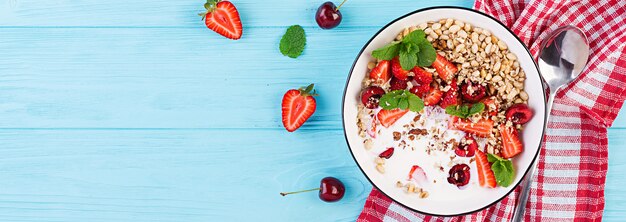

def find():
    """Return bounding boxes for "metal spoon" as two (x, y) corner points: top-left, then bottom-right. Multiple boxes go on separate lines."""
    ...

(512, 25), (589, 222)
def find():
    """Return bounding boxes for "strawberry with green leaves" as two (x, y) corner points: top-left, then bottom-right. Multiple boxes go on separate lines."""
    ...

(199, 0), (243, 40)
(282, 84), (317, 132)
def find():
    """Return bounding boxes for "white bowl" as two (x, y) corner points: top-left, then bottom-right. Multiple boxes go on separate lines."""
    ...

(342, 7), (546, 216)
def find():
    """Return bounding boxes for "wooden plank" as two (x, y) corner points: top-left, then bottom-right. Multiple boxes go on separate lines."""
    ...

(0, 0), (472, 27)
(0, 27), (378, 129)
(604, 129), (626, 221)
(0, 129), (371, 221)
(0, 128), (623, 221)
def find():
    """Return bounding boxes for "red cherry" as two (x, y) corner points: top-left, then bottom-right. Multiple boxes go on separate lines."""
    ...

(455, 135), (477, 157)
(280, 177), (345, 202)
(505, 103), (534, 124)
(315, 1), (346, 29)
(360, 86), (385, 109)
(378, 147), (394, 159)
(390, 77), (409, 90)
(447, 164), (470, 187)
(460, 81), (486, 102)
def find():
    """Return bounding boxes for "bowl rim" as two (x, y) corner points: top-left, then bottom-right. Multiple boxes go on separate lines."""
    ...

(341, 6), (547, 216)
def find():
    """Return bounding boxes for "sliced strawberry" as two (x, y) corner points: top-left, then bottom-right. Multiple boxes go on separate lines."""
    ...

(282, 84), (317, 132)
(200, 1), (243, 40)
(423, 88), (443, 106)
(377, 109), (409, 128)
(432, 54), (458, 82)
(391, 57), (410, 80)
(369, 60), (391, 84)
(475, 150), (497, 188)
(408, 165), (428, 184)
(411, 67), (433, 85)
(482, 97), (499, 116)
(409, 83), (430, 98)
(379, 148), (394, 159)
(499, 125), (523, 158)
(439, 79), (460, 108)
(450, 116), (494, 137)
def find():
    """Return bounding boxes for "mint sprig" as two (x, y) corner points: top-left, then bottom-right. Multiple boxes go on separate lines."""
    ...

(487, 154), (515, 187)
(371, 30), (436, 70)
(445, 102), (485, 119)
(280, 25), (306, 58)
(379, 90), (424, 112)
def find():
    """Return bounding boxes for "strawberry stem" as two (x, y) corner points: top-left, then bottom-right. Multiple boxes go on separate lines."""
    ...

(298, 84), (318, 96)
(335, 0), (348, 11)
(280, 188), (320, 196)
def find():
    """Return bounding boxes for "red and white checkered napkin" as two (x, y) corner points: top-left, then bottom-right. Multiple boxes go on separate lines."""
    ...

(358, 0), (626, 221)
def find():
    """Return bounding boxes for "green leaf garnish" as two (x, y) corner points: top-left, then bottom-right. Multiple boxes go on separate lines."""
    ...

(399, 50), (418, 70)
(416, 41), (436, 67)
(371, 29), (436, 70)
(379, 90), (424, 112)
(487, 154), (515, 187)
(445, 102), (485, 119)
(371, 42), (401, 60)
(280, 25), (306, 58)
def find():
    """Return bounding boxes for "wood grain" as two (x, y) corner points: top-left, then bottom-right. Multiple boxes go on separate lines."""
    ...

(0, 129), (370, 221)
(0, 0), (469, 27)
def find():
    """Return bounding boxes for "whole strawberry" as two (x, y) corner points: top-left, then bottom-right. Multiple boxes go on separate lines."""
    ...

(199, 0), (243, 40)
(282, 84), (317, 132)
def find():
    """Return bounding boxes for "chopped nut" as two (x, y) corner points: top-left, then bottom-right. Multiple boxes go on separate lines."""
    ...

(420, 191), (429, 198)
(367, 62), (376, 70)
(376, 164), (385, 174)
(364, 139), (373, 150)
(393, 132), (401, 141)
(375, 157), (385, 165)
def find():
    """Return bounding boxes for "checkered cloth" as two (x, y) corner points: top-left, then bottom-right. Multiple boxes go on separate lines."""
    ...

(357, 0), (626, 221)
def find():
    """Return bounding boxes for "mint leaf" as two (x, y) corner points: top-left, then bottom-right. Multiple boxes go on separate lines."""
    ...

(379, 90), (425, 112)
(446, 102), (485, 118)
(445, 105), (469, 118)
(407, 94), (424, 112)
(402, 30), (426, 45)
(398, 99), (409, 110)
(399, 50), (417, 70)
(487, 154), (515, 187)
(372, 42), (400, 60)
(280, 25), (306, 58)
(468, 102), (485, 116)
(370, 29), (436, 69)
(416, 41), (437, 67)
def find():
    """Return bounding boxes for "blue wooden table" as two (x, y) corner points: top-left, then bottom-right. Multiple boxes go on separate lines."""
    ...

(0, 0), (624, 221)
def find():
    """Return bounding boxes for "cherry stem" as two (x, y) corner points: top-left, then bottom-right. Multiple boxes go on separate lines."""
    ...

(279, 188), (320, 196)
(335, 0), (348, 12)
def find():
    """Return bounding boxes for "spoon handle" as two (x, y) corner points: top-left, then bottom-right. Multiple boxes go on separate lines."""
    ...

(512, 91), (556, 222)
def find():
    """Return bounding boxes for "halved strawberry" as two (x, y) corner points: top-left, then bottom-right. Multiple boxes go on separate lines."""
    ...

(450, 116), (494, 137)
(475, 150), (497, 188)
(412, 67), (433, 85)
(423, 88), (443, 106)
(439, 79), (460, 108)
(199, 0), (243, 40)
(391, 57), (410, 80)
(282, 84), (317, 132)
(377, 109), (409, 128)
(369, 60), (391, 84)
(432, 54), (458, 82)
(499, 125), (523, 158)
